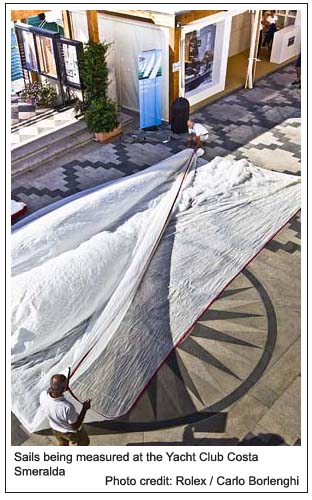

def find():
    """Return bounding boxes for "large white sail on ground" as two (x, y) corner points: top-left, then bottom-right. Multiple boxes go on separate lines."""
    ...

(11, 151), (300, 432)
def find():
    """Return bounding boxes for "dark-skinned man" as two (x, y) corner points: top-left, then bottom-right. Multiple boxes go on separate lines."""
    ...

(40, 374), (91, 446)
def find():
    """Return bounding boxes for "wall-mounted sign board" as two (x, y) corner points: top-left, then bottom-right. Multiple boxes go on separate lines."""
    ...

(59, 38), (83, 88)
(15, 23), (60, 79)
(15, 23), (83, 89)
(172, 61), (181, 72)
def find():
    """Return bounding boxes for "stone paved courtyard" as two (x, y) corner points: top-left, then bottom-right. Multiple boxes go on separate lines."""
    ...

(11, 65), (301, 446)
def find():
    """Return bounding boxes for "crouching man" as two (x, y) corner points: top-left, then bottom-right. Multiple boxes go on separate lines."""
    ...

(40, 373), (91, 446)
(187, 119), (209, 148)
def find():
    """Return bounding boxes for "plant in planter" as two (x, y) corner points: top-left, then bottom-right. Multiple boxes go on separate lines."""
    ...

(85, 97), (120, 137)
(77, 41), (120, 141)
(20, 82), (57, 109)
(78, 41), (110, 105)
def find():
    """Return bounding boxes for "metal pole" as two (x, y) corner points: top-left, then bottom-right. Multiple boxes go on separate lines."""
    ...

(245, 10), (261, 89)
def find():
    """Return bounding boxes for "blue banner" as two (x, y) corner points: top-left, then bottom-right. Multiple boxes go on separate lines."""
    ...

(138, 49), (162, 129)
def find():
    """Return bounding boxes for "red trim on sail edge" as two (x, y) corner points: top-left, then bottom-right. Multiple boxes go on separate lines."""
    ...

(106, 207), (301, 420)
(67, 152), (197, 403)
(65, 162), (300, 418)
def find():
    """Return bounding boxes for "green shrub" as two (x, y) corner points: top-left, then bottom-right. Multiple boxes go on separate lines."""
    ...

(78, 41), (110, 105)
(77, 40), (119, 133)
(85, 97), (119, 133)
(20, 82), (57, 108)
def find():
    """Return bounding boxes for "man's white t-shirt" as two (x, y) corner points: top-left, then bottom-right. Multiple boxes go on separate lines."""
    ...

(40, 390), (78, 433)
(267, 15), (278, 24)
(188, 123), (209, 139)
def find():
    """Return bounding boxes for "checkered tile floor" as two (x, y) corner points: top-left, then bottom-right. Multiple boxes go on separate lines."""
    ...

(11, 106), (77, 149)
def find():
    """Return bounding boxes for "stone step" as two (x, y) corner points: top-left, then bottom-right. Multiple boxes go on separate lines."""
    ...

(11, 120), (93, 177)
(11, 107), (59, 132)
(12, 118), (87, 159)
(11, 111), (135, 177)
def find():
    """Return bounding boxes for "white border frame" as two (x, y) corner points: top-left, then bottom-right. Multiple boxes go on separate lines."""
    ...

(180, 11), (233, 105)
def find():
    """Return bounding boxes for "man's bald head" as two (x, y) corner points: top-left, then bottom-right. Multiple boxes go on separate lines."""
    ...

(49, 374), (68, 396)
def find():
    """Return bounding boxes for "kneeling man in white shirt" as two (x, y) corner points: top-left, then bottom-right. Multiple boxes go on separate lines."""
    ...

(187, 119), (209, 148)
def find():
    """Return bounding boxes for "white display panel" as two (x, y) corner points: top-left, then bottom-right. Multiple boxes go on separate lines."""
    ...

(270, 25), (301, 64)
(180, 12), (232, 106)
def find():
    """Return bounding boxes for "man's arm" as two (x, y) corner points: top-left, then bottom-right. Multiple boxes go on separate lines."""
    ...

(71, 399), (91, 431)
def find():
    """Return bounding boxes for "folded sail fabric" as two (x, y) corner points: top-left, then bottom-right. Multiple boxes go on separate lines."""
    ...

(11, 150), (300, 432)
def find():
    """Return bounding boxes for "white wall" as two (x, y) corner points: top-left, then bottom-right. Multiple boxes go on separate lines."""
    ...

(71, 10), (89, 43)
(228, 11), (252, 58)
(70, 11), (121, 106)
(70, 11), (169, 120)
(98, 13), (169, 121)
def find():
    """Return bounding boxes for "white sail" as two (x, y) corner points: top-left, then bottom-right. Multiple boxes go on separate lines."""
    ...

(11, 150), (300, 432)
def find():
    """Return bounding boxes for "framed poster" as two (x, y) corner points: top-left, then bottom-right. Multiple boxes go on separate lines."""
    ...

(15, 24), (83, 92)
(15, 23), (60, 78)
(35, 34), (57, 78)
(181, 12), (232, 106)
(60, 38), (82, 88)
(16, 25), (38, 72)
(184, 24), (216, 96)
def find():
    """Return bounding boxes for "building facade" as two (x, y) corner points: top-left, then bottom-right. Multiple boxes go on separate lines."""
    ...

(11, 8), (301, 121)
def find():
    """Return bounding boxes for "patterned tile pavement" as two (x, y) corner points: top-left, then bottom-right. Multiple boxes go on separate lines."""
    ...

(12, 65), (300, 215)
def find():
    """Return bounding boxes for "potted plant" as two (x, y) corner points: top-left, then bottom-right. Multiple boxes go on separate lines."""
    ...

(77, 41), (121, 142)
(85, 97), (121, 143)
(20, 81), (57, 109)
